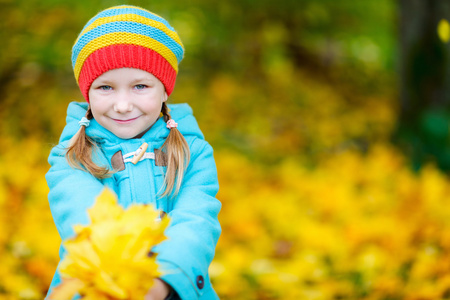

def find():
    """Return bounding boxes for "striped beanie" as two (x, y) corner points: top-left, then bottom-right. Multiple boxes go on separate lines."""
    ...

(72, 5), (184, 102)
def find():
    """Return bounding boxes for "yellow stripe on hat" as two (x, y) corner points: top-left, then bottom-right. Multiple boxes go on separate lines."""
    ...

(74, 32), (179, 81)
(74, 14), (183, 48)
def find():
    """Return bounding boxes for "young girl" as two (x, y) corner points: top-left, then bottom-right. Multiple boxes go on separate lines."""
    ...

(46, 5), (221, 300)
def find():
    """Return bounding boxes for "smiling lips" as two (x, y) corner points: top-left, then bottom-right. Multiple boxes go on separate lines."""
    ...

(112, 116), (141, 124)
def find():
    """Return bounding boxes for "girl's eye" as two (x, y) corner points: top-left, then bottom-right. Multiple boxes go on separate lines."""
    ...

(135, 84), (147, 90)
(99, 85), (112, 91)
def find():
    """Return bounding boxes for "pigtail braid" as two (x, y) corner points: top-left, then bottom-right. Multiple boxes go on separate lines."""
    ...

(65, 108), (110, 178)
(158, 102), (190, 196)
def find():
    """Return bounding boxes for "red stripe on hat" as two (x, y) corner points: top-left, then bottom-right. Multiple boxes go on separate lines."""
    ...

(78, 44), (177, 102)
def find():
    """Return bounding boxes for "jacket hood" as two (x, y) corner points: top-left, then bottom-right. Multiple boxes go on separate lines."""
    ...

(59, 102), (205, 145)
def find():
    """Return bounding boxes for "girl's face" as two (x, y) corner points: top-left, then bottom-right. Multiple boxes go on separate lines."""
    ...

(89, 68), (168, 139)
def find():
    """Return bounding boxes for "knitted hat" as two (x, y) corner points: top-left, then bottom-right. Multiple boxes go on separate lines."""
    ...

(72, 5), (184, 102)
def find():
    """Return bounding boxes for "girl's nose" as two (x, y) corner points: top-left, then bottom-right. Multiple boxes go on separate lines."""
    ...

(113, 97), (133, 113)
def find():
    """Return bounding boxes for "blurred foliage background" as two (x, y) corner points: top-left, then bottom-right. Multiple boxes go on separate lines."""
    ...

(1, 0), (450, 299)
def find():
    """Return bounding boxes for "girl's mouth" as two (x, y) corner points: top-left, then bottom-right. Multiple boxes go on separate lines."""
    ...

(112, 116), (141, 124)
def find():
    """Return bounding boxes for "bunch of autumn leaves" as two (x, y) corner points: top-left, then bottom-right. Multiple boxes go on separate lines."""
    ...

(50, 189), (169, 299)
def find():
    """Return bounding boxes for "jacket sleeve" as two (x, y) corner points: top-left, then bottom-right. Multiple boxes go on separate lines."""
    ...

(154, 138), (222, 300)
(46, 142), (106, 242)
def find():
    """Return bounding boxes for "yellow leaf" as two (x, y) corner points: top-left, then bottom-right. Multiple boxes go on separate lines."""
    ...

(93, 270), (128, 299)
(88, 189), (123, 223)
(438, 19), (450, 43)
(48, 278), (84, 300)
(52, 188), (170, 299)
(62, 239), (101, 272)
(89, 220), (122, 256)
(72, 224), (85, 234)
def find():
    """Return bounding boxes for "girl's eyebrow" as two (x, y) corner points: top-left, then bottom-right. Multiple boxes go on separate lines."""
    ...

(93, 79), (114, 85)
(130, 77), (154, 83)
(93, 77), (155, 85)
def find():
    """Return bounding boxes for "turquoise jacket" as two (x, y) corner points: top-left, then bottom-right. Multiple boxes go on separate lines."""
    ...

(46, 102), (221, 300)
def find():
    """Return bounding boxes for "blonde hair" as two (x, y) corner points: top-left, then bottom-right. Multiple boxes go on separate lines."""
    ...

(65, 103), (190, 197)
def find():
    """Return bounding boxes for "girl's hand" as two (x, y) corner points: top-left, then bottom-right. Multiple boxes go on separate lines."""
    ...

(144, 278), (171, 300)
